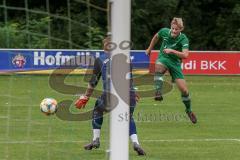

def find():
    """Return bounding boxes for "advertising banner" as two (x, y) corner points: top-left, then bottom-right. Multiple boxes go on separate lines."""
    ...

(149, 51), (240, 75)
(0, 50), (149, 73)
(1, 49), (240, 75)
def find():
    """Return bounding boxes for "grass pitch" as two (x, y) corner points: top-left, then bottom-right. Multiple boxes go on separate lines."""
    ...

(0, 75), (240, 160)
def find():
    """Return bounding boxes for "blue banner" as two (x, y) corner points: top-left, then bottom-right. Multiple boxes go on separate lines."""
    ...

(0, 49), (149, 72)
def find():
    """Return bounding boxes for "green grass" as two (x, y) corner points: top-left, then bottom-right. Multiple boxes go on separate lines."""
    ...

(0, 75), (240, 160)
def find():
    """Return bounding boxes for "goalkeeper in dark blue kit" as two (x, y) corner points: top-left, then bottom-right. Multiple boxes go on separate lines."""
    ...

(74, 36), (146, 156)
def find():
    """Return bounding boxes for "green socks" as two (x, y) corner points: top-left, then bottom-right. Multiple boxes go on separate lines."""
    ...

(182, 93), (192, 112)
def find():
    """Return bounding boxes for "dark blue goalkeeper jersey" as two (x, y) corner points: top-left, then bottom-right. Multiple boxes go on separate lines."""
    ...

(89, 53), (136, 107)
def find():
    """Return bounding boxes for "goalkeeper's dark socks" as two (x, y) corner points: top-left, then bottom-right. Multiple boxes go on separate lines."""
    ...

(181, 93), (192, 112)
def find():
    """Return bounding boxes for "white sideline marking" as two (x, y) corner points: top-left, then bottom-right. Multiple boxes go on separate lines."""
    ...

(141, 138), (240, 142)
(0, 138), (240, 144)
(0, 94), (30, 99)
(0, 116), (8, 119)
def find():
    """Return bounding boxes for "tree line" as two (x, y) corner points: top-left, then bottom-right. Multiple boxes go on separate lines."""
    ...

(0, 0), (239, 50)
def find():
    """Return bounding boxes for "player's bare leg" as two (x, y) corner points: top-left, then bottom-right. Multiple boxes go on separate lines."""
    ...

(175, 79), (197, 124)
(154, 62), (167, 101)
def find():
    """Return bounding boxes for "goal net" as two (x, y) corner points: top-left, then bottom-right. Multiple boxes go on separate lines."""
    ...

(0, 0), (108, 49)
(0, 0), (132, 159)
(0, 1), (115, 160)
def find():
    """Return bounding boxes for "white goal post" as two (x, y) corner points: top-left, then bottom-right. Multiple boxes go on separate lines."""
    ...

(109, 0), (131, 160)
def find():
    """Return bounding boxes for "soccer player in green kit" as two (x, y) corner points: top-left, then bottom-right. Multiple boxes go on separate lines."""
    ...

(146, 17), (197, 124)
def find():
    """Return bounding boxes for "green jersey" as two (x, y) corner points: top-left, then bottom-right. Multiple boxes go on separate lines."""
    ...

(157, 28), (189, 63)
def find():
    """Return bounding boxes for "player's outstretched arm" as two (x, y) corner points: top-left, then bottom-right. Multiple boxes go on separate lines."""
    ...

(75, 83), (96, 109)
(75, 58), (102, 109)
(146, 33), (159, 56)
(163, 48), (189, 59)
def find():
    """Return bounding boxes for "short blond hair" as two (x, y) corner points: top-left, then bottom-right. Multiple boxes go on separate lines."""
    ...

(102, 36), (111, 44)
(171, 17), (184, 30)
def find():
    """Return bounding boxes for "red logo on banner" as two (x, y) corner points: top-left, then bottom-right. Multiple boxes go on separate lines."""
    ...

(12, 54), (27, 68)
(149, 51), (240, 75)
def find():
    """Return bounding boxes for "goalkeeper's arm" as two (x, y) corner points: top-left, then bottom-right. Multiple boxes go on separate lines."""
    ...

(74, 84), (93, 109)
(75, 58), (102, 109)
(85, 57), (102, 97)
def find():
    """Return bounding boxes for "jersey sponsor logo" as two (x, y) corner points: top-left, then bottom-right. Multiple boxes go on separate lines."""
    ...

(164, 43), (177, 48)
(170, 43), (177, 47)
(103, 58), (110, 64)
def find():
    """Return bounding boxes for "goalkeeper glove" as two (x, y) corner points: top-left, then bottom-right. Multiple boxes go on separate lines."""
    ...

(135, 92), (140, 102)
(75, 95), (89, 109)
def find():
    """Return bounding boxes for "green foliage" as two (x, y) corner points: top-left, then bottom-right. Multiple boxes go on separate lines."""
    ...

(214, 3), (240, 50)
(0, 17), (50, 48)
(84, 26), (105, 49)
(0, 0), (239, 50)
(0, 22), (26, 48)
(176, 0), (240, 50)
(132, 0), (240, 50)
(48, 1), (107, 49)
(132, 0), (179, 49)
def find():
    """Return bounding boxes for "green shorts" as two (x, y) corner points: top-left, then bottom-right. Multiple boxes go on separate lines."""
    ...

(156, 57), (184, 82)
